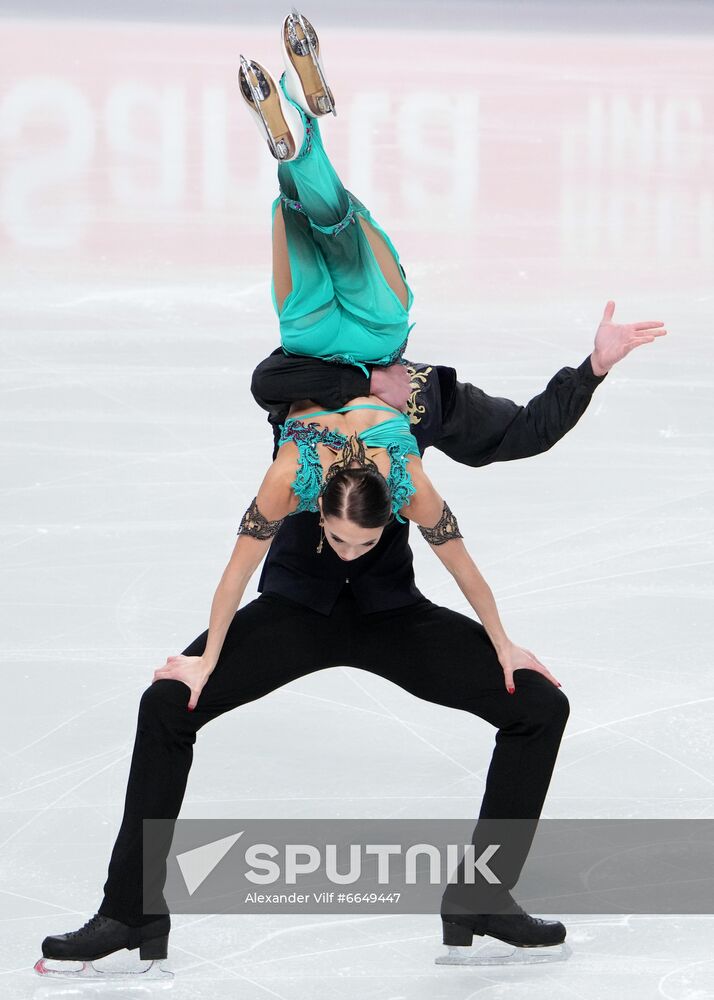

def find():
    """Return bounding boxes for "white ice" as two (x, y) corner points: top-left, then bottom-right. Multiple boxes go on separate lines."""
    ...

(1, 1), (713, 997)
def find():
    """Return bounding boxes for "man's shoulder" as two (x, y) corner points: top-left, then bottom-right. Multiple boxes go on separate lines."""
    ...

(402, 360), (456, 447)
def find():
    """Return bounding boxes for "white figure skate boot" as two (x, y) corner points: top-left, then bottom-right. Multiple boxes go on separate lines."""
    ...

(281, 8), (336, 117)
(238, 55), (307, 161)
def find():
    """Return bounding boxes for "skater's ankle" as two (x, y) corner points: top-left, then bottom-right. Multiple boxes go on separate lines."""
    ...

(97, 904), (167, 929)
(278, 72), (315, 160)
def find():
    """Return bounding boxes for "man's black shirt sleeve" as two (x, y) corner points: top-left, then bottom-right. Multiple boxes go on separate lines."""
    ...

(432, 354), (607, 466)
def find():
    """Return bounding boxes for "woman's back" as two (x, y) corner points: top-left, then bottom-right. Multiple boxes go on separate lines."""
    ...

(276, 397), (421, 520)
(286, 394), (403, 433)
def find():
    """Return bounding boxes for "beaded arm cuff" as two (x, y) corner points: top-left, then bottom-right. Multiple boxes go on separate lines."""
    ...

(237, 496), (285, 539)
(417, 500), (463, 546)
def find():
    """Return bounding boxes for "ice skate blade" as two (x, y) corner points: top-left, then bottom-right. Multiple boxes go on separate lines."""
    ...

(34, 955), (174, 981)
(435, 941), (572, 966)
(284, 9), (336, 117)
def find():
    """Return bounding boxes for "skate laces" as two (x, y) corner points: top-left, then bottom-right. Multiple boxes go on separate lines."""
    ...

(487, 889), (529, 920)
(72, 913), (105, 938)
(498, 899), (543, 922)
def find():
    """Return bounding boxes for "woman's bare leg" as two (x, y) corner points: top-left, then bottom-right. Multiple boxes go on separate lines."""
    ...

(357, 215), (410, 310)
(272, 202), (293, 314)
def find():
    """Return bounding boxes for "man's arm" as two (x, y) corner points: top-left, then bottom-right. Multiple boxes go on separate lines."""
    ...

(432, 300), (667, 466)
(432, 354), (607, 467)
(253, 301), (665, 466)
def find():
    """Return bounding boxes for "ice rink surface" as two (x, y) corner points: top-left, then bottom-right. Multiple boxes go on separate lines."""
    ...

(2, 0), (713, 995)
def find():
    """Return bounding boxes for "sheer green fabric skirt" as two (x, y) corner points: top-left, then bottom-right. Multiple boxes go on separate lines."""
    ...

(271, 74), (415, 378)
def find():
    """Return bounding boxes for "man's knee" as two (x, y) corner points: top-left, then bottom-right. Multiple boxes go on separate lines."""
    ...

(515, 673), (570, 730)
(550, 686), (570, 728)
(139, 679), (191, 716)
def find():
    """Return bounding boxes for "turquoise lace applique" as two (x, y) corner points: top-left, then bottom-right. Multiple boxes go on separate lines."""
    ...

(291, 439), (323, 513)
(278, 419), (416, 520)
(384, 441), (417, 523)
(278, 420), (346, 514)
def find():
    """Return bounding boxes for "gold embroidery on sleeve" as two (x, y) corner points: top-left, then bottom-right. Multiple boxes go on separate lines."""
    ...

(404, 364), (433, 426)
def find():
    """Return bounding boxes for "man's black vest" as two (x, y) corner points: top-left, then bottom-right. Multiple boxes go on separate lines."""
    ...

(255, 360), (445, 615)
(257, 512), (424, 615)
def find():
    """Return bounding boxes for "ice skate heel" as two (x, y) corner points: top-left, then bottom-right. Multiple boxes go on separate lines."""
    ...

(139, 933), (168, 960)
(442, 918), (480, 946)
(238, 55), (307, 161)
(281, 8), (336, 117)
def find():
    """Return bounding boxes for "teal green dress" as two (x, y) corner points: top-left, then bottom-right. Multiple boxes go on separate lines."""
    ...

(277, 404), (419, 523)
(272, 73), (416, 378)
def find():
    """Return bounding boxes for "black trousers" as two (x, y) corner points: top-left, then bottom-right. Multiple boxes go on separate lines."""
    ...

(98, 588), (570, 926)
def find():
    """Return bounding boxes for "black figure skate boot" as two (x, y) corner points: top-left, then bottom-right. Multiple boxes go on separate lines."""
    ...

(281, 8), (336, 117)
(35, 912), (172, 980)
(437, 889), (571, 966)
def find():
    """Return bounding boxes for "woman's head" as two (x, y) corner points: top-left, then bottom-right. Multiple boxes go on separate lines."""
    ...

(318, 466), (393, 561)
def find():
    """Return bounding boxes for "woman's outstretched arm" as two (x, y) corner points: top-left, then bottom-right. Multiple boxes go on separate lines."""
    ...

(152, 448), (295, 709)
(401, 461), (562, 695)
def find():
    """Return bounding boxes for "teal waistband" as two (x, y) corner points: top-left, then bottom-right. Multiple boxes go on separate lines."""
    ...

(359, 416), (419, 455)
(293, 403), (404, 420)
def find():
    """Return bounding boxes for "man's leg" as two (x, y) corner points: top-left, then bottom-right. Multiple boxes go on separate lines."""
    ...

(97, 594), (342, 927)
(348, 597), (570, 907)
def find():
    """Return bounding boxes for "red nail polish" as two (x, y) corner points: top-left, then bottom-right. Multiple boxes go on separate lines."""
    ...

(508, 687), (515, 694)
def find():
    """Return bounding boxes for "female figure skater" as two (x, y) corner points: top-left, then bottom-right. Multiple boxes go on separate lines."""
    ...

(238, 15), (415, 380)
(235, 19), (438, 531)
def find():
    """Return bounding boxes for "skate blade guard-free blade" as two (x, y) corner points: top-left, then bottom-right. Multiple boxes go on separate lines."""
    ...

(282, 9), (336, 116)
(33, 954), (174, 980)
(238, 56), (303, 161)
(436, 940), (573, 966)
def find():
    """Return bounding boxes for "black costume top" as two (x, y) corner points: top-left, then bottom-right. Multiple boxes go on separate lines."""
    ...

(246, 350), (607, 615)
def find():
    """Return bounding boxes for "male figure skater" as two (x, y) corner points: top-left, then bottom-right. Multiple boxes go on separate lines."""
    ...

(37, 303), (666, 975)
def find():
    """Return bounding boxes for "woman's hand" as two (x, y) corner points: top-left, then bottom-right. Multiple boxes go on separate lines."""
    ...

(152, 654), (213, 711)
(496, 641), (562, 694)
